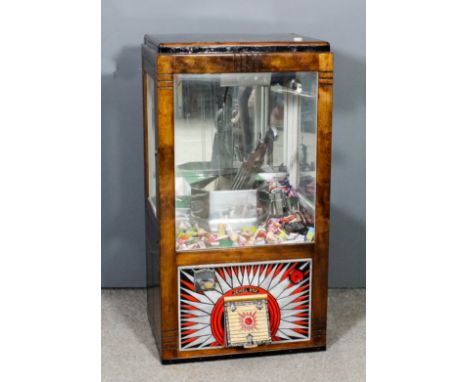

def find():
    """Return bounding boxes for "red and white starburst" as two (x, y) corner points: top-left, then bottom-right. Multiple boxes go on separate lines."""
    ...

(238, 311), (257, 331)
(179, 260), (311, 350)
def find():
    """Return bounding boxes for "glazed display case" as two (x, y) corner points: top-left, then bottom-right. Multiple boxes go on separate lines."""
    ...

(142, 34), (333, 363)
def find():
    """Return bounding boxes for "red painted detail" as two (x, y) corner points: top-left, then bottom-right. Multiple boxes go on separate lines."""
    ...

(259, 265), (264, 275)
(180, 279), (195, 291)
(181, 322), (198, 327)
(266, 264), (274, 275)
(239, 311), (257, 331)
(181, 304), (198, 310)
(274, 264), (284, 277)
(181, 313), (198, 319)
(181, 329), (198, 336)
(292, 328), (309, 334)
(180, 293), (199, 302)
(217, 267), (225, 280)
(292, 320), (309, 326)
(181, 337), (198, 344)
(292, 284), (309, 294)
(289, 269), (304, 284)
(294, 295), (308, 303)
(282, 263), (298, 281)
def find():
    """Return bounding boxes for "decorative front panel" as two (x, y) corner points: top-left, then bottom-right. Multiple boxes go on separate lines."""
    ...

(178, 259), (312, 351)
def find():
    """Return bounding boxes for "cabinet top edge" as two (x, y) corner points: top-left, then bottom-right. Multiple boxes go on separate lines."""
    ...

(143, 33), (330, 54)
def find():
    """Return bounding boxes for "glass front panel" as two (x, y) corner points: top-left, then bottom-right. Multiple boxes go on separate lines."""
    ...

(146, 74), (157, 213)
(174, 72), (317, 251)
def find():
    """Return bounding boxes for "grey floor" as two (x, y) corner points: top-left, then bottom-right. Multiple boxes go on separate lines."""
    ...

(102, 289), (365, 382)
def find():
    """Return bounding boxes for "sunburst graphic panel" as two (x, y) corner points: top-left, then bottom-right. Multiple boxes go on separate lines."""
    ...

(178, 259), (312, 351)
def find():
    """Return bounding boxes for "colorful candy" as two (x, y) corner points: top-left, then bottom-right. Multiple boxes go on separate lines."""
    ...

(306, 227), (315, 242)
(207, 234), (219, 246)
(175, 220), (316, 250)
(217, 223), (226, 237)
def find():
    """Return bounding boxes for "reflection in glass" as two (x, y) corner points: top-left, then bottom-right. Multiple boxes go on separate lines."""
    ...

(146, 75), (157, 213)
(174, 72), (317, 251)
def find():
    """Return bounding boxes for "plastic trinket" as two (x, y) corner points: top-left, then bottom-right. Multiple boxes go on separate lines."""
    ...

(306, 227), (315, 242)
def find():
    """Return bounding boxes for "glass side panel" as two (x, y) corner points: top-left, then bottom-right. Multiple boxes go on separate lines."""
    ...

(146, 74), (157, 213)
(174, 72), (317, 251)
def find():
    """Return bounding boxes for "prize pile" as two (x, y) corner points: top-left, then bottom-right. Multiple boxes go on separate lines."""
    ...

(176, 213), (315, 251)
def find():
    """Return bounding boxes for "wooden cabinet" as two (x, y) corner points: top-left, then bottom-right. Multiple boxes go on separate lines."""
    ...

(142, 34), (333, 363)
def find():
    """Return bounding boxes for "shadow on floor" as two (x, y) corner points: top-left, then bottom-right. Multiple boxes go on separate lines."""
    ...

(104, 287), (365, 358)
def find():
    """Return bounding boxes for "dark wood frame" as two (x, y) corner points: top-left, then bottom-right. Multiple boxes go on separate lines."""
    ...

(142, 47), (333, 363)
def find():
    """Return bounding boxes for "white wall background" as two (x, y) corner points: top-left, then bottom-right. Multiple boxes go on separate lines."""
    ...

(101, 0), (365, 287)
